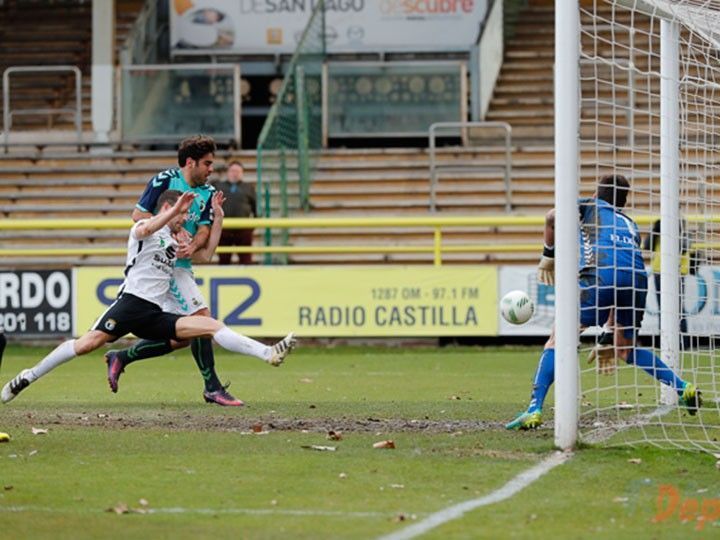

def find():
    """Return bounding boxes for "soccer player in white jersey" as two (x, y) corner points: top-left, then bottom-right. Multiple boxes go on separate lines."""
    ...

(1, 190), (296, 404)
(105, 135), (246, 406)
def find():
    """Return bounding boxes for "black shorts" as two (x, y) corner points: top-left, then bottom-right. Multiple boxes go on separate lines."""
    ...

(93, 293), (181, 341)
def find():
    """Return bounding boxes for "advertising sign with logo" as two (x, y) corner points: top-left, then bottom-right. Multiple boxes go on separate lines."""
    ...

(170, 0), (488, 55)
(0, 270), (73, 337)
(75, 266), (497, 337)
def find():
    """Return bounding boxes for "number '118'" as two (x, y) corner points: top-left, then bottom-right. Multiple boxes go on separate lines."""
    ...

(34, 312), (70, 332)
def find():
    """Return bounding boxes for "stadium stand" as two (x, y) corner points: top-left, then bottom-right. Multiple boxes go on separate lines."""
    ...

(0, 0), (143, 132)
(0, 0), (669, 267)
(0, 0), (91, 131)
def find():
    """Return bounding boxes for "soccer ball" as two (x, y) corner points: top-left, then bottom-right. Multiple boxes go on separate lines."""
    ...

(500, 290), (534, 325)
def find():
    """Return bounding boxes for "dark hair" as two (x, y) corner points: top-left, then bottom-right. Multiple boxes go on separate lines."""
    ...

(596, 174), (630, 209)
(228, 160), (243, 169)
(156, 189), (182, 212)
(178, 135), (216, 167)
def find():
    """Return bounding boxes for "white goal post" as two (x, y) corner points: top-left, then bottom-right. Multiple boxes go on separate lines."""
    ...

(555, 0), (720, 452)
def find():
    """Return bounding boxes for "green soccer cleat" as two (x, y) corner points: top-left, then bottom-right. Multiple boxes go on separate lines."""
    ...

(679, 383), (702, 416)
(505, 410), (543, 430)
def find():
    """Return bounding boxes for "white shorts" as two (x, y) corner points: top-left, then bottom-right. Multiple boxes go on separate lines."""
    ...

(162, 267), (208, 315)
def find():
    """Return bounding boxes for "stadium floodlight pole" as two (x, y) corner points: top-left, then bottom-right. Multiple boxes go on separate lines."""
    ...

(554, 0), (580, 450)
(660, 18), (681, 406)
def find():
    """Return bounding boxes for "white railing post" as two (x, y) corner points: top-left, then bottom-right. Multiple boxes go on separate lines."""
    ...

(554, 0), (580, 450)
(660, 19), (680, 405)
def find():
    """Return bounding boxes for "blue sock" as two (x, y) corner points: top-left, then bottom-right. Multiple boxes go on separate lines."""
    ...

(528, 349), (555, 413)
(626, 349), (686, 393)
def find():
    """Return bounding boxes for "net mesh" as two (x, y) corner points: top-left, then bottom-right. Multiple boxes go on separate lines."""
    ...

(256, 0), (326, 224)
(578, 0), (720, 452)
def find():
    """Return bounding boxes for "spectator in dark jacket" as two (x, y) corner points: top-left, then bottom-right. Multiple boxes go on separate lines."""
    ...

(213, 161), (256, 264)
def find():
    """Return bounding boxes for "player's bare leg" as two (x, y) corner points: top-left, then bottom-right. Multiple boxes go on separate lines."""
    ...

(104, 289), (241, 405)
(174, 317), (297, 367)
(2, 331), (112, 403)
(104, 306), (238, 404)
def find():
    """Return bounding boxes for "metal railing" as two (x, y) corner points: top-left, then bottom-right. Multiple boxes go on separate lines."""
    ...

(3, 65), (82, 151)
(429, 121), (512, 212)
(1, 214), (717, 265)
(0, 216), (545, 266)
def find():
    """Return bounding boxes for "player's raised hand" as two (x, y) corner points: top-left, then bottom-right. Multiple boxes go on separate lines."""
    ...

(174, 191), (196, 214)
(177, 240), (195, 259)
(175, 234), (190, 255)
(175, 228), (192, 245)
(537, 254), (555, 285)
(211, 191), (226, 219)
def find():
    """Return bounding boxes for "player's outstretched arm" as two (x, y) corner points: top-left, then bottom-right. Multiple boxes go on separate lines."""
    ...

(131, 208), (151, 222)
(193, 191), (226, 263)
(537, 208), (556, 285)
(135, 192), (195, 240)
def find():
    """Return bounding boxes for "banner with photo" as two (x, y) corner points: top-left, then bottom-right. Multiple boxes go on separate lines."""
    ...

(170, 0), (488, 55)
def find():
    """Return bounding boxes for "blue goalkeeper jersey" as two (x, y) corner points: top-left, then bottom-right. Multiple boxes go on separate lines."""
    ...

(578, 197), (644, 274)
(136, 167), (215, 269)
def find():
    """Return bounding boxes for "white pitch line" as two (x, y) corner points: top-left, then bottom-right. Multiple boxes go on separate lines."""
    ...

(148, 508), (391, 518)
(0, 505), (394, 519)
(377, 450), (571, 540)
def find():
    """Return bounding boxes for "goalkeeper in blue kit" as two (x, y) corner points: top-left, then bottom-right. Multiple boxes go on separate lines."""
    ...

(507, 174), (702, 430)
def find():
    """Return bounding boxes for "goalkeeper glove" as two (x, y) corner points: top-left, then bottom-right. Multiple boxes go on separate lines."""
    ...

(587, 344), (617, 375)
(537, 245), (555, 286)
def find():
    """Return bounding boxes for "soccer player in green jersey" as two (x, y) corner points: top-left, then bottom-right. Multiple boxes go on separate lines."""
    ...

(105, 135), (244, 406)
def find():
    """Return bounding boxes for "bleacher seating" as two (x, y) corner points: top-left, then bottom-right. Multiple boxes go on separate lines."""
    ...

(0, 0), (144, 133)
(0, 0), (682, 268)
(0, 142), (673, 267)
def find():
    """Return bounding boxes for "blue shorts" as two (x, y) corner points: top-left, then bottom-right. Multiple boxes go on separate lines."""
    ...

(579, 269), (647, 340)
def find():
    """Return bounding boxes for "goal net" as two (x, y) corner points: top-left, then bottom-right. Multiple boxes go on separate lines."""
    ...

(573, 0), (720, 452)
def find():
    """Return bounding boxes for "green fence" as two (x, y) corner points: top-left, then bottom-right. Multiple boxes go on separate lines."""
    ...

(256, 0), (326, 228)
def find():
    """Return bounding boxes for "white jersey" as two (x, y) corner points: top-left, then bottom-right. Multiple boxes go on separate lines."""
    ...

(118, 221), (178, 308)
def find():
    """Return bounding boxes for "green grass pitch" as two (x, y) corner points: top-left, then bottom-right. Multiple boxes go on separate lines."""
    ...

(0, 344), (717, 538)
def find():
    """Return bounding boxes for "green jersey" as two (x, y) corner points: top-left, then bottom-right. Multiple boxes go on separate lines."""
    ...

(135, 167), (215, 269)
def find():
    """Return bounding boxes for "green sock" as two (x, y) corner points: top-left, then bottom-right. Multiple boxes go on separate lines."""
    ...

(191, 338), (222, 392)
(120, 340), (174, 366)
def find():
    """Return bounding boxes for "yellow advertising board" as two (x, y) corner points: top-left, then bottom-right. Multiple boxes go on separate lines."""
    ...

(74, 266), (497, 337)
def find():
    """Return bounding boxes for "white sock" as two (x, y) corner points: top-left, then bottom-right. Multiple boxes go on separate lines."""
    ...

(28, 339), (77, 382)
(213, 326), (271, 361)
